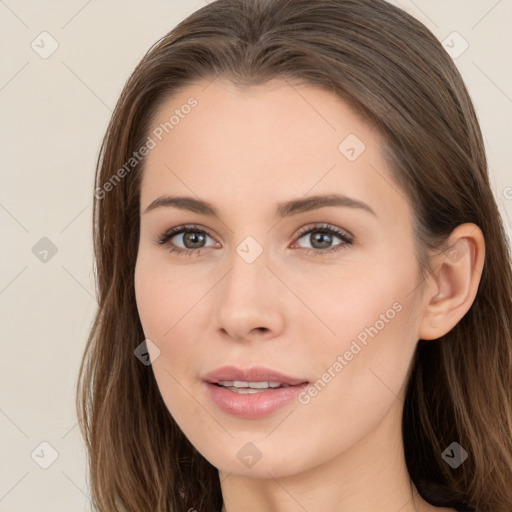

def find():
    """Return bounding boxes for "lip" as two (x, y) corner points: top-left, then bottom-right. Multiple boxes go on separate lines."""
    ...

(202, 365), (309, 419)
(202, 365), (308, 386)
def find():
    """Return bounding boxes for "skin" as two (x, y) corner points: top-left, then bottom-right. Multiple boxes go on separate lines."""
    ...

(134, 78), (485, 512)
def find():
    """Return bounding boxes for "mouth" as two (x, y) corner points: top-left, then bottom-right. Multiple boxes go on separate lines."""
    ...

(201, 365), (310, 418)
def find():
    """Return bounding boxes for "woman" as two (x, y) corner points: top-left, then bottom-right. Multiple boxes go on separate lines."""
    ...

(76, 0), (512, 511)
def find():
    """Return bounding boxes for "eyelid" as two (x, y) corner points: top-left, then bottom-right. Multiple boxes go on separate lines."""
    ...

(293, 223), (353, 242)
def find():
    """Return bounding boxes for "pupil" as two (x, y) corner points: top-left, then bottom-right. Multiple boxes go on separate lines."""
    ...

(311, 231), (331, 249)
(184, 231), (205, 248)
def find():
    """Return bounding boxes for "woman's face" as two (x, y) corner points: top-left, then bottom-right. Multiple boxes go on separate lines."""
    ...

(134, 78), (433, 477)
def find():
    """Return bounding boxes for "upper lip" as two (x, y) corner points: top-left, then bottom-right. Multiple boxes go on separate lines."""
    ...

(202, 365), (309, 386)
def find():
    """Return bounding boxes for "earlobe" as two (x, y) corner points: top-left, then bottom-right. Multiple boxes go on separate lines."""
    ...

(418, 223), (485, 341)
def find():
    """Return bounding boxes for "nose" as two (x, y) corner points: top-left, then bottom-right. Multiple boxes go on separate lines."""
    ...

(212, 242), (286, 344)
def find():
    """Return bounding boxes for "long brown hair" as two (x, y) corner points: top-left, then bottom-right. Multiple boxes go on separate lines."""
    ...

(76, 0), (512, 510)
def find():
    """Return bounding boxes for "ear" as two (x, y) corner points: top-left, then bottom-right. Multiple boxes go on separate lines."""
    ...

(418, 223), (485, 340)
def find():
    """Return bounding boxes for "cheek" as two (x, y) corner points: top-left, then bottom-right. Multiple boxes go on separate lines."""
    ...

(288, 262), (410, 351)
(134, 255), (211, 390)
(134, 253), (206, 341)
(294, 261), (420, 406)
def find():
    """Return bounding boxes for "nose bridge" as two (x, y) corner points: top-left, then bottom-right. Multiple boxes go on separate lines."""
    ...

(223, 235), (270, 304)
(213, 234), (284, 340)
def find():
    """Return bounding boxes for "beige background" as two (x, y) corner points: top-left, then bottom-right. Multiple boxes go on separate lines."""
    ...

(1, 0), (511, 510)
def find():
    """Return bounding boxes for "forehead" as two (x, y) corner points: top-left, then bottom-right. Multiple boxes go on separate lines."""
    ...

(147, 77), (377, 162)
(139, 78), (409, 225)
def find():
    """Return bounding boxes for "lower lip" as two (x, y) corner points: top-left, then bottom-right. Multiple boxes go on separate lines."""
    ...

(204, 381), (309, 419)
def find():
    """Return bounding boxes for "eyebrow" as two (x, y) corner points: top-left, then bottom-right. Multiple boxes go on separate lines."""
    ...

(143, 193), (377, 218)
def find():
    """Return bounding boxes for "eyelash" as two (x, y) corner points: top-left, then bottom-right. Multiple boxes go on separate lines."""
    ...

(154, 223), (353, 257)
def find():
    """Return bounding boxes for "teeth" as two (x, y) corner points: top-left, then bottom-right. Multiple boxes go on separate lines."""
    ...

(227, 387), (267, 394)
(217, 380), (283, 389)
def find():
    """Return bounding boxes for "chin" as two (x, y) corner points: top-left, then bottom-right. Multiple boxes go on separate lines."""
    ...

(195, 435), (317, 479)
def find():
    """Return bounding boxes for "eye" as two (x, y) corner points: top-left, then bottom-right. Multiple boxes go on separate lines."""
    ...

(154, 223), (353, 257)
(154, 224), (219, 256)
(291, 224), (353, 255)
